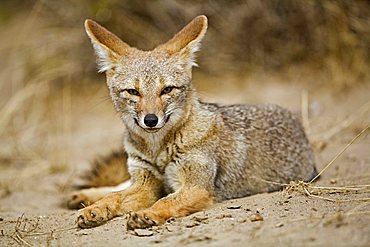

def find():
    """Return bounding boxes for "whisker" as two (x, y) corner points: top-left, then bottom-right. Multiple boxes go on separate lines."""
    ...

(87, 96), (112, 112)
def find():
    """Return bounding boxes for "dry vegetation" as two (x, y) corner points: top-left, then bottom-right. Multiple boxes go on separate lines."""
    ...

(0, 0), (369, 246)
(0, 0), (369, 167)
(1, 0), (370, 161)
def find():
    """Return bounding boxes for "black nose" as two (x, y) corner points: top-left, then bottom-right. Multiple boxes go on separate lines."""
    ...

(144, 114), (158, 127)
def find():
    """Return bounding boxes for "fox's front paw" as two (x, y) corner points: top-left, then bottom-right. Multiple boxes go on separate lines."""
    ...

(126, 211), (163, 230)
(67, 192), (92, 209)
(77, 203), (114, 228)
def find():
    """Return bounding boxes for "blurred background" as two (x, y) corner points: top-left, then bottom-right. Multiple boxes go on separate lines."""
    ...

(0, 0), (369, 188)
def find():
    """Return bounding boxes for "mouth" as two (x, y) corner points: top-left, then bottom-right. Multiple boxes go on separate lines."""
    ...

(143, 128), (161, 133)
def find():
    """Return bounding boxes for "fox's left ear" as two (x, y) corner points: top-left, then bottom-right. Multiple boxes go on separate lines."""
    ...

(156, 15), (208, 70)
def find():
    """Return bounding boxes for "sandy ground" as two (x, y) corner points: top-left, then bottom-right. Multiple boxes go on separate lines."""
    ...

(0, 75), (370, 246)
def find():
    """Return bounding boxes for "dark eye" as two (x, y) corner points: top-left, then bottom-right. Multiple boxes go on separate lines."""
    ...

(126, 89), (140, 96)
(161, 86), (174, 95)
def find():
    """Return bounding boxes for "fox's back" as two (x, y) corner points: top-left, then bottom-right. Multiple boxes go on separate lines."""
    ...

(201, 102), (316, 201)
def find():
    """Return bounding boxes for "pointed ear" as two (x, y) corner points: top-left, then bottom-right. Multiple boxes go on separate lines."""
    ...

(156, 15), (208, 68)
(84, 19), (131, 72)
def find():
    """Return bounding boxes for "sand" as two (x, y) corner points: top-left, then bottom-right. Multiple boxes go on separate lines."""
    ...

(1, 77), (369, 246)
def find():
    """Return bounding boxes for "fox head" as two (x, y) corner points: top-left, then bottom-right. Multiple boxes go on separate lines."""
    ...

(84, 16), (207, 134)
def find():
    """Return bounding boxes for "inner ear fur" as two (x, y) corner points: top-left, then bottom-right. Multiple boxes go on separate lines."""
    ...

(156, 15), (208, 55)
(85, 19), (131, 56)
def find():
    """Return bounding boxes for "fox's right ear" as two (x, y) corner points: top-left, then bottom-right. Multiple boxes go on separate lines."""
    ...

(84, 19), (131, 72)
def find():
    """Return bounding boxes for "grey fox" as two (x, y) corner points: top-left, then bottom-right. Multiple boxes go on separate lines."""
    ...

(68, 15), (317, 229)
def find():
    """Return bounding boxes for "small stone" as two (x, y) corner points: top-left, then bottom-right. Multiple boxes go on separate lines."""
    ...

(314, 141), (327, 151)
(276, 222), (284, 228)
(215, 213), (232, 219)
(165, 225), (176, 232)
(151, 239), (163, 244)
(134, 229), (154, 237)
(186, 221), (200, 228)
(250, 213), (264, 222)
(227, 205), (241, 209)
(238, 218), (248, 223)
(192, 216), (209, 223)
(166, 217), (175, 223)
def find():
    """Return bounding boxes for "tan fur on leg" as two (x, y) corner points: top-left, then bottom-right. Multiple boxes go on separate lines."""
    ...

(67, 180), (132, 209)
(126, 186), (213, 229)
(77, 170), (163, 228)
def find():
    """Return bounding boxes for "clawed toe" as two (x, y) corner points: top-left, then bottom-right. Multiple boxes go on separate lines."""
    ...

(126, 212), (157, 230)
(77, 207), (109, 228)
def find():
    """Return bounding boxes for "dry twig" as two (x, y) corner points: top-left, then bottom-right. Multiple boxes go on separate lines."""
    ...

(1, 213), (78, 246)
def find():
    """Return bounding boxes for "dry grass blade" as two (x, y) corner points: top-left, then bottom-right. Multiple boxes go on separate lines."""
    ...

(311, 101), (370, 143)
(285, 123), (369, 201)
(311, 185), (370, 192)
(13, 234), (32, 247)
(282, 180), (370, 202)
(0, 82), (44, 137)
(1, 213), (78, 246)
(284, 181), (370, 203)
(310, 125), (370, 183)
(1, 213), (35, 247)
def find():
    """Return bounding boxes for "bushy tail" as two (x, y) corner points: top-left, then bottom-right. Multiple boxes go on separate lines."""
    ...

(77, 150), (130, 188)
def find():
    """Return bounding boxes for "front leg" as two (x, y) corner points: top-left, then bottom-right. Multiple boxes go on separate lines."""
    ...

(126, 160), (216, 229)
(78, 169), (162, 228)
